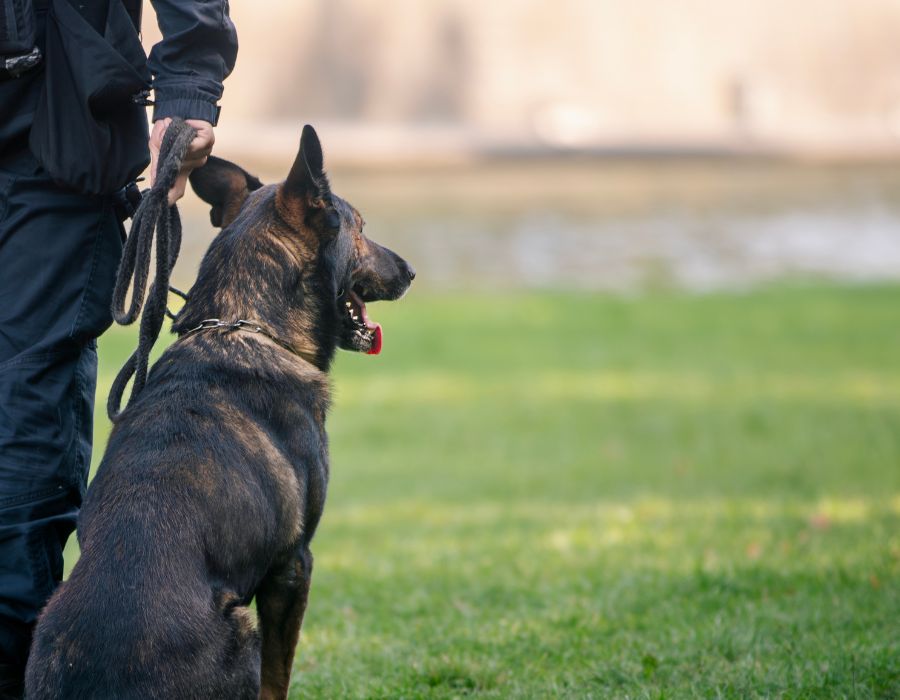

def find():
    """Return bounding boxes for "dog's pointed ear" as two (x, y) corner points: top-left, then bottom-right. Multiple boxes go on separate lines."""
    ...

(283, 124), (332, 207)
(189, 156), (263, 228)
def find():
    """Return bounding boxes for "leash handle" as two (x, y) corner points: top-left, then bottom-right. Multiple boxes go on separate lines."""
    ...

(108, 118), (196, 421)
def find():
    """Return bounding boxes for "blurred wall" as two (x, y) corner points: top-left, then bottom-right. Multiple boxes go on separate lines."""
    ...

(143, 0), (900, 159)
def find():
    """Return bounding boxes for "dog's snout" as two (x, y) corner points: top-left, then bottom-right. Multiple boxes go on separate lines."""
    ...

(405, 263), (416, 282)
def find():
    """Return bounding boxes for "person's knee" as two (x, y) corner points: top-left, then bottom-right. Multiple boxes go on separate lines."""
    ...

(0, 345), (97, 494)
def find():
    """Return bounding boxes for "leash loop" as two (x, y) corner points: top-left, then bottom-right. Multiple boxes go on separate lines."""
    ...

(107, 118), (197, 421)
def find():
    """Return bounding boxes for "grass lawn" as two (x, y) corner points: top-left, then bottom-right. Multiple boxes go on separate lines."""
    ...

(70, 284), (899, 698)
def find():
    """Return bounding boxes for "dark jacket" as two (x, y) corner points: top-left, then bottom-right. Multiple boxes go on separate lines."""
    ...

(0, 0), (237, 152)
(146, 0), (238, 125)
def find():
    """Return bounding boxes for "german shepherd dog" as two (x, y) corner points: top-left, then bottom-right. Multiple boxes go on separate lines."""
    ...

(24, 126), (414, 699)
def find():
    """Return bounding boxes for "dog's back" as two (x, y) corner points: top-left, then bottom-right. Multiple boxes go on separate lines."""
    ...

(25, 336), (326, 699)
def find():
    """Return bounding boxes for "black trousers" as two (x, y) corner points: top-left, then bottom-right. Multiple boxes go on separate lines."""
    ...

(0, 148), (124, 670)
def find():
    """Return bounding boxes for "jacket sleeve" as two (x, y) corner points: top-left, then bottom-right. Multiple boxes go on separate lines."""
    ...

(146, 0), (238, 125)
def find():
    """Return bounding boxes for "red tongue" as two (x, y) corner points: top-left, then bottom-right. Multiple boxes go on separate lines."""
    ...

(353, 290), (383, 355)
(367, 324), (383, 355)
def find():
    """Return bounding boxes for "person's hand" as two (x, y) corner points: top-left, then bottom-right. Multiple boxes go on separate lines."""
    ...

(149, 118), (215, 206)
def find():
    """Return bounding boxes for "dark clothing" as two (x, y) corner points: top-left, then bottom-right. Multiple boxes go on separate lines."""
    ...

(0, 0), (237, 678)
(0, 0), (237, 151)
(0, 2), (45, 155)
(147, 0), (238, 125)
(0, 148), (124, 667)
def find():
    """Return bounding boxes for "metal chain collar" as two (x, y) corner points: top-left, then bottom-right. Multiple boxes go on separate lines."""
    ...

(183, 318), (265, 335)
(179, 319), (318, 366)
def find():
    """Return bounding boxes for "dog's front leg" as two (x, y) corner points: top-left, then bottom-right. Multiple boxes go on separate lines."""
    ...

(256, 546), (313, 700)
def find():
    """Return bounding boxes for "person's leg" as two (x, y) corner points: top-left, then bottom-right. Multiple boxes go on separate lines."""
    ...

(0, 150), (124, 694)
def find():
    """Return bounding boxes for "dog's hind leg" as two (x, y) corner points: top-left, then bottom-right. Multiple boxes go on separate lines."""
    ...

(206, 591), (262, 700)
(256, 546), (313, 700)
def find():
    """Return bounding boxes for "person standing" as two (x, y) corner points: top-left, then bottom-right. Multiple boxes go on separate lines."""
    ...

(0, 0), (237, 696)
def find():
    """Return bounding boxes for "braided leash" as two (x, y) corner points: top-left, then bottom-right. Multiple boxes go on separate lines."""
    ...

(107, 118), (197, 421)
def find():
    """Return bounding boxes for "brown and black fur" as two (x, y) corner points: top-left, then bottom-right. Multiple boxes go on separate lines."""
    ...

(24, 126), (414, 700)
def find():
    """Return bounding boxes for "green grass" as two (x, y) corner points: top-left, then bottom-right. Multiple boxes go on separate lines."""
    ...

(73, 284), (899, 698)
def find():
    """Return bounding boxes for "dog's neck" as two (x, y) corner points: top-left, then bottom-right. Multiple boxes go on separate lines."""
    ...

(172, 224), (340, 373)
(177, 319), (321, 368)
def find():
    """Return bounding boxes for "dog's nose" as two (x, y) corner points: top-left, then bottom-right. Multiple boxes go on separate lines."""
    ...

(406, 263), (416, 281)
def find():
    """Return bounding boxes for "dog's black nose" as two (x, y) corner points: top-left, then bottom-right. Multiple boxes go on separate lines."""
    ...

(406, 263), (416, 281)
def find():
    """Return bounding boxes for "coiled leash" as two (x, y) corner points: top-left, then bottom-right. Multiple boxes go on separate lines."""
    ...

(107, 118), (197, 421)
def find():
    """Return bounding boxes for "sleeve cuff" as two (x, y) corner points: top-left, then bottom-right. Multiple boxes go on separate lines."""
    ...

(152, 95), (222, 125)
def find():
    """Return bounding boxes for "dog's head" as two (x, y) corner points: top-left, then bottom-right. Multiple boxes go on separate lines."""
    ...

(182, 125), (414, 366)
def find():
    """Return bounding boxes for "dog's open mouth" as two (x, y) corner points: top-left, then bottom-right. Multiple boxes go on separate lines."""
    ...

(341, 287), (382, 355)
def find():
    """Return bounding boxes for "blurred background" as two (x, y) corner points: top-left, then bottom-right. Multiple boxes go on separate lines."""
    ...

(114, 2), (900, 696)
(141, 0), (900, 293)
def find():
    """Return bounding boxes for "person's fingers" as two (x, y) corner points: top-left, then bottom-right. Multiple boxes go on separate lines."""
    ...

(185, 119), (215, 159)
(181, 152), (209, 171)
(167, 156), (208, 206)
(189, 137), (213, 159)
(189, 156), (209, 171)
(167, 172), (189, 206)
(150, 118), (214, 205)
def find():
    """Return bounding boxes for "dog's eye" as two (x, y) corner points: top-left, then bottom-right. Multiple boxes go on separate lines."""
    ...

(325, 209), (340, 231)
(337, 286), (345, 298)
